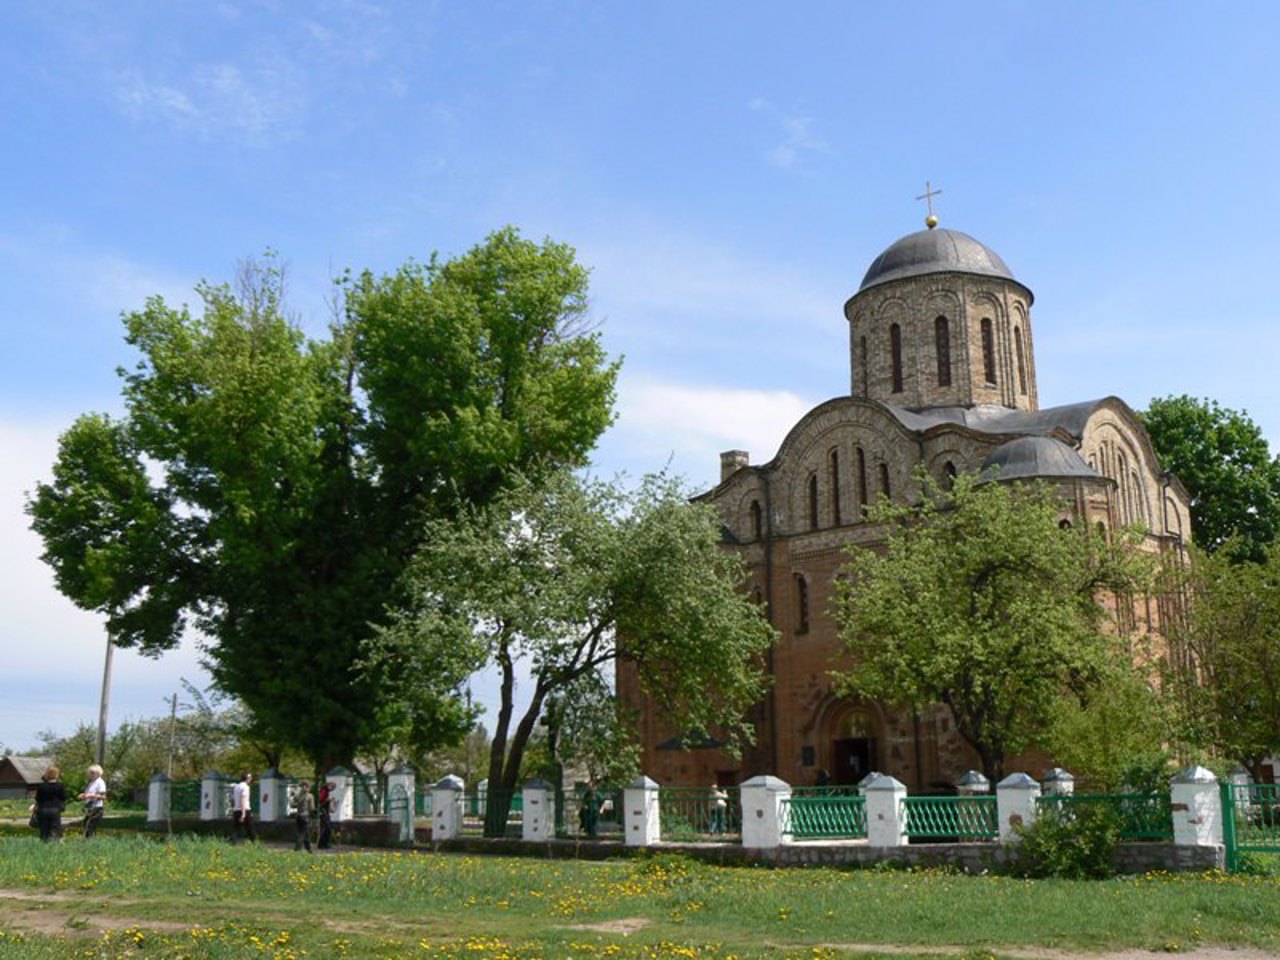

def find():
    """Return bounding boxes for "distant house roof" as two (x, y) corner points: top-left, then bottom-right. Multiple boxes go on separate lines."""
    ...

(0, 755), (55, 786)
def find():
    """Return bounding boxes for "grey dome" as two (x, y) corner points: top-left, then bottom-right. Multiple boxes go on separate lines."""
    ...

(859, 228), (1017, 292)
(980, 437), (1100, 482)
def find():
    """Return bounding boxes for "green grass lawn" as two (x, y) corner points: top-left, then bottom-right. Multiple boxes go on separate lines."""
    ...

(0, 837), (1277, 958)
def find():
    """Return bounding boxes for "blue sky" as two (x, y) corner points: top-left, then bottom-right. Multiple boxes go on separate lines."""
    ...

(3, 1), (1279, 754)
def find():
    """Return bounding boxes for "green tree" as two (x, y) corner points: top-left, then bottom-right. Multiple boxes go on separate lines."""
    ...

(1141, 395), (1280, 562)
(1168, 544), (1280, 778)
(368, 469), (775, 835)
(27, 229), (619, 771)
(833, 473), (1153, 781)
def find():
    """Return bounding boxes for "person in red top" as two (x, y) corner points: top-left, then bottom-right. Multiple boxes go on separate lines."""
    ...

(317, 781), (334, 849)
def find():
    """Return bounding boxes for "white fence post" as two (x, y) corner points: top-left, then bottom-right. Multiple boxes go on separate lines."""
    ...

(739, 775), (791, 849)
(147, 773), (170, 823)
(200, 771), (225, 821)
(258, 768), (284, 822)
(623, 776), (660, 847)
(997, 772), (1040, 842)
(863, 773), (908, 847)
(1041, 767), (1075, 797)
(1171, 765), (1223, 847)
(522, 779), (554, 842)
(432, 774), (465, 841)
(326, 767), (355, 823)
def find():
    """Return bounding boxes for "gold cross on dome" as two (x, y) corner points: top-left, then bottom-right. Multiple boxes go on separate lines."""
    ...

(915, 181), (942, 227)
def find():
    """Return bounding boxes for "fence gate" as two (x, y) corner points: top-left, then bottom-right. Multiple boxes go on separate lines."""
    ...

(1222, 781), (1280, 871)
(388, 784), (413, 845)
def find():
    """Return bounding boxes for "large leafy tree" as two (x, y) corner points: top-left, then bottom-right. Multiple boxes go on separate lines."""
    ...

(27, 229), (619, 771)
(1141, 395), (1280, 562)
(368, 469), (776, 835)
(1167, 544), (1280, 778)
(833, 474), (1153, 781)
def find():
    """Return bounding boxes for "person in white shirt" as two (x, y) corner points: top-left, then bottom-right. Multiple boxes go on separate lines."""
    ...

(79, 764), (107, 838)
(230, 772), (256, 844)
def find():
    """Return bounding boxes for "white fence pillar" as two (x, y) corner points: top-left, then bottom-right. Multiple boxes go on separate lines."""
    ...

(521, 779), (554, 842)
(326, 767), (354, 823)
(387, 766), (416, 811)
(200, 772), (225, 821)
(997, 772), (1040, 842)
(739, 775), (791, 849)
(258, 769), (285, 822)
(1041, 767), (1075, 797)
(147, 773), (170, 823)
(623, 776), (660, 847)
(432, 774), (465, 841)
(1171, 765), (1223, 847)
(864, 773), (908, 847)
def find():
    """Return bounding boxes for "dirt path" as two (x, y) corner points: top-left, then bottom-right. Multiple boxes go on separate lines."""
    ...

(2, 890), (1276, 957)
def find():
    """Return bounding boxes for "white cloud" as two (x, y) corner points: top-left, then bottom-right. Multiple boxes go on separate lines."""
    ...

(109, 57), (305, 145)
(749, 98), (829, 170)
(594, 376), (816, 490)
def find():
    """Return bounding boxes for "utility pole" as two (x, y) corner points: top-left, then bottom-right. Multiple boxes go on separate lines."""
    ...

(95, 633), (114, 766)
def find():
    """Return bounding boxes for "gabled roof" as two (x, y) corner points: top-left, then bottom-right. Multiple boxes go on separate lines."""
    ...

(0, 755), (55, 783)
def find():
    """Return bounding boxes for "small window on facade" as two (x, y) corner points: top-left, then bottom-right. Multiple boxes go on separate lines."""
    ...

(808, 473), (819, 530)
(934, 316), (951, 387)
(795, 574), (810, 634)
(750, 500), (762, 540)
(879, 462), (891, 500)
(858, 336), (868, 397)
(943, 460), (957, 490)
(856, 446), (868, 513)
(981, 317), (996, 385)
(829, 449), (842, 525)
(1014, 326), (1027, 395)
(1059, 518), (1073, 530)
(890, 323), (904, 393)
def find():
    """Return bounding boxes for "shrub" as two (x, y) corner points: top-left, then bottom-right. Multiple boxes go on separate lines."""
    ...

(1007, 803), (1121, 879)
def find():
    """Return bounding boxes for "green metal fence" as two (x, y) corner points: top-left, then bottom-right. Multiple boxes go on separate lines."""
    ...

(1036, 792), (1173, 840)
(462, 788), (524, 837)
(901, 795), (998, 840)
(658, 786), (740, 843)
(171, 780), (201, 816)
(1223, 782), (1280, 871)
(782, 788), (867, 839)
(352, 774), (384, 816)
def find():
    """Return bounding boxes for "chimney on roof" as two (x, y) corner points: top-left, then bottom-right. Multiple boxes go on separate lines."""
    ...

(720, 450), (749, 483)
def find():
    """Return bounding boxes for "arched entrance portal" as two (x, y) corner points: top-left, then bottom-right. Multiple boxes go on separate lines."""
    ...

(825, 704), (880, 786)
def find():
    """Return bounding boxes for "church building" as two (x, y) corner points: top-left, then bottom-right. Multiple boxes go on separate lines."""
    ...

(622, 214), (1192, 791)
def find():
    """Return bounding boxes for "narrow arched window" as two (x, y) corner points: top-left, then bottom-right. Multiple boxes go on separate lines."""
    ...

(934, 316), (951, 387)
(829, 449), (841, 526)
(879, 462), (891, 500)
(890, 323), (904, 393)
(980, 318), (996, 385)
(856, 446), (868, 514)
(1013, 326), (1027, 395)
(808, 473), (819, 530)
(750, 500), (762, 541)
(858, 336), (868, 397)
(1059, 518), (1073, 530)
(943, 460), (957, 490)
(795, 574), (810, 634)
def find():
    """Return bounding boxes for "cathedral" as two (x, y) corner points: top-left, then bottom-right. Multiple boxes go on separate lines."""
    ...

(622, 215), (1192, 791)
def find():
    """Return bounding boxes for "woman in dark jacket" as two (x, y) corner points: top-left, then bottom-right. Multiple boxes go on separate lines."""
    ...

(32, 766), (67, 842)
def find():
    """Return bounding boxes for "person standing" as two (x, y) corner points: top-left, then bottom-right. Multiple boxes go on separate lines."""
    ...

(32, 766), (67, 842)
(317, 781), (334, 849)
(79, 764), (107, 838)
(230, 772), (255, 844)
(580, 781), (601, 837)
(708, 781), (728, 835)
(292, 781), (315, 852)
